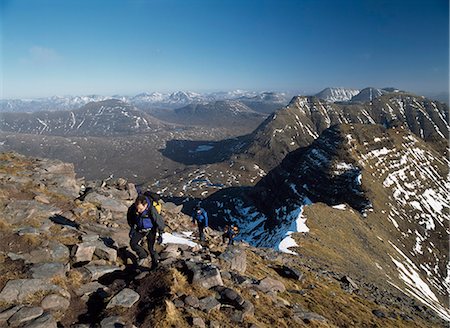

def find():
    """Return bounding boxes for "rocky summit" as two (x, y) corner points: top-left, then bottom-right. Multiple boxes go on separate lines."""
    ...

(0, 150), (448, 327)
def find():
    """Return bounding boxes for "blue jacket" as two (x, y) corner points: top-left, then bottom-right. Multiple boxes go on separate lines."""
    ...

(192, 208), (208, 227)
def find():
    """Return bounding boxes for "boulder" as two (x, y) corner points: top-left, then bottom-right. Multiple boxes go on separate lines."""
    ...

(188, 262), (223, 289)
(83, 192), (128, 213)
(192, 317), (206, 328)
(106, 288), (140, 309)
(0, 305), (23, 325)
(198, 296), (221, 312)
(184, 295), (200, 308)
(22, 313), (57, 328)
(164, 202), (183, 214)
(71, 243), (96, 263)
(40, 294), (70, 312)
(7, 306), (43, 327)
(256, 277), (286, 293)
(30, 263), (67, 279)
(100, 316), (125, 328)
(83, 264), (121, 281)
(94, 243), (118, 262)
(74, 282), (106, 297)
(278, 266), (303, 281)
(0, 279), (64, 303)
(218, 246), (247, 274)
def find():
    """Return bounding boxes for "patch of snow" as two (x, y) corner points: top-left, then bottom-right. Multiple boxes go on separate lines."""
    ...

(161, 232), (199, 248)
(332, 204), (347, 210)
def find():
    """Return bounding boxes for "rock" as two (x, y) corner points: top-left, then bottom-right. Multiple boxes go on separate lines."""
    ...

(40, 294), (70, 311)
(0, 279), (63, 303)
(164, 202), (183, 214)
(188, 262), (223, 289)
(209, 320), (220, 328)
(94, 243), (118, 262)
(22, 313), (57, 328)
(17, 227), (40, 236)
(241, 300), (255, 317)
(30, 263), (67, 279)
(173, 299), (185, 308)
(184, 295), (200, 308)
(341, 275), (359, 293)
(0, 305), (22, 325)
(292, 304), (327, 323)
(230, 310), (245, 323)
(215, 287), (245, 308)
(198, 296), (221, 312)
(100, 316), (125, 328)
(74, 281), (106, 297)
(4, 200), (59, 225)
(256, 277), (286, 293)
(34, 195), (50, 204)
(83, 192), (128, 213)
(24, 242), (70, 264)
(8, 306), (43, 327)
(372, 309), (386, 318)
(278, 266), (303, 280)
(83, 264), (121, 281)
(192, 317), (206, 328)
(218, 245), (247, 274)
(106, 288), (140, 309)
(81, 234), (99, 242)
(71, 243), (96, 263)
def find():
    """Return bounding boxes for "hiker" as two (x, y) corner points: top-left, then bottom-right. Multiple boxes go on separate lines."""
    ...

(191, 205), (208, 241)
(223, 224), (239, 245)
(127, 195), (164, 269)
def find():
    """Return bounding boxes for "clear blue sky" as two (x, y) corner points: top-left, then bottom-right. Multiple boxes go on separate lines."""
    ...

(0, 0), (448, 99)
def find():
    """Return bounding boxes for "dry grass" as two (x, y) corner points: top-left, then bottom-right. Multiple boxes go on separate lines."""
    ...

(66, 270), (85, 289)
(20, 234), (42, 247)
(0, 218), (11, 231)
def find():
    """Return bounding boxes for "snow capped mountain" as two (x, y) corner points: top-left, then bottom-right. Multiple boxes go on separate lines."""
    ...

(351, 87), (387, 102)
(0, 90), (289, 113)
(315, 87), (360, 102)
(0, 95), (112, 113)
(237, 92), (448, 172)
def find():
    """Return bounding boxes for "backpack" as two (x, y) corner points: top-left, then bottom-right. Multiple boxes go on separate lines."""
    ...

(146, 196), (165, 232)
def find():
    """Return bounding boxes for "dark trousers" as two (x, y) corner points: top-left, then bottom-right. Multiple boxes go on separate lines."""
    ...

(197, 222), (206, 241)
(130, 229), (158, 265)
(222, 233), (235, 245)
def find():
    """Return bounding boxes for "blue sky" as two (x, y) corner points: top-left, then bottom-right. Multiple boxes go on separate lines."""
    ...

(0, 0), (448, 99)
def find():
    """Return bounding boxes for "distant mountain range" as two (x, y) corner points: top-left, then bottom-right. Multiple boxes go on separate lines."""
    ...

(0, 90), (290, 113)
(0, 99), (165, 137)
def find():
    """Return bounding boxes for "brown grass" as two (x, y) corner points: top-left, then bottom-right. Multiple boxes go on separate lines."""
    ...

(66, 270), (85, 289)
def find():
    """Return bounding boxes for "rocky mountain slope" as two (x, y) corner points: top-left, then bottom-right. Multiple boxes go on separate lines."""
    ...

(234, 92), (448, 172)
(199, 123), (449, 322)
(147, 100), (267, 130)
(0, 151), (446, 327)
(0, 99), (165, 137)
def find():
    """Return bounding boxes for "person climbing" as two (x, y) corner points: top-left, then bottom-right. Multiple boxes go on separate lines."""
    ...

(127, 195), (164, 270)
(223, 224), (239, 245)
(191, 205), (208, 242)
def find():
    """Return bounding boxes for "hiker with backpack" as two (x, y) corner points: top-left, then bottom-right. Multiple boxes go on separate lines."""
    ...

(223, 224), (239, 245)
(191, 205), (208, 242)
(127, 194), (165, 270)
